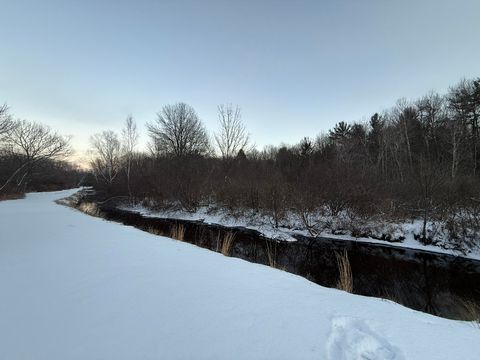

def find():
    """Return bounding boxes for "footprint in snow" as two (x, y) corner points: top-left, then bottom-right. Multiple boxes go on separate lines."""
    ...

(326, 317), (403, 360)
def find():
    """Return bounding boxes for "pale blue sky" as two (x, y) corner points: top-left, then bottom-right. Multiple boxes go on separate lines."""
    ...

(1, 0), (479, 160)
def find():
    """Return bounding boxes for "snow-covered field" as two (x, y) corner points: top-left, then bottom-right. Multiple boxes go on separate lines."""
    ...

(121, 204), (480, 260)
(1, 189), (479, 360)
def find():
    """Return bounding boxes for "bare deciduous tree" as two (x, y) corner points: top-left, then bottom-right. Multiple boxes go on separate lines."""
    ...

(413, 157), (447, 244)
(147, 103), (210, 157)
(447, 112), (468, 179)
(0, 104), (13, 138)
(90, 131), (122, 186)
(122, 115), (138, 197)
(394, 99), (420, 171)
(0, 119), (71, 191)
(214, 104), (249, 159)
(448, 79), (480, 175)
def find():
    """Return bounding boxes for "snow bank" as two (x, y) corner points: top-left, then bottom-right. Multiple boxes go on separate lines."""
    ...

(0, 189), (479, 359)
(121, 204), (480, 260)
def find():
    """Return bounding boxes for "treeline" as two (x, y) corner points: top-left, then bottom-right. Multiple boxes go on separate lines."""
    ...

(0, 105), (82, 198)
(89, 77), (480, 249)
(3, 78), (477, 248)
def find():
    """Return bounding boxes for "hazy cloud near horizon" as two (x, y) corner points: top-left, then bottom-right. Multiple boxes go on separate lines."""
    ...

(1, 0), (479, 162)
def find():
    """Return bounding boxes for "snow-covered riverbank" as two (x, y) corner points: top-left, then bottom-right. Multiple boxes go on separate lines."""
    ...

(121, 203), (480, 260)
(1, 189), (479, 359)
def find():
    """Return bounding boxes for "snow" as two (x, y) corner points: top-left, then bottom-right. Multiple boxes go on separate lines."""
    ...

(1, 189), (479, 359)
(122, 203), (299, 241)
(326, 317), (403, 360)
(121, 204), (480, 260)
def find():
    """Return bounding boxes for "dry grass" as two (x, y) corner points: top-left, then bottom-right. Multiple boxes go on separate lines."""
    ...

(146, 226), (164, 236)
(221, 232), (236, 256)
(265, 240), (277, 268)
(170, 223), (185, 241)
(381, 287), (400, 303)
(380, 287), (405, 306)
(459, 298), (480, 327)
(215, 232), (222, 252)
(0, 192), (24, 201)
(335, 250), (353, 293)
(78, 202), (100, 217)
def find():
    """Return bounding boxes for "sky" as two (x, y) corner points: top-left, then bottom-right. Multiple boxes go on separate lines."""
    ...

(1, 0), (479, 163)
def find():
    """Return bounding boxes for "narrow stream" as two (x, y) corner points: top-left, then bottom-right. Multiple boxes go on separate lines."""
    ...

(74, 196), (480, 320)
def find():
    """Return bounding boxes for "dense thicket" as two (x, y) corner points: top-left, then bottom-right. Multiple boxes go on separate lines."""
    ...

(87, 79), (480, 249)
